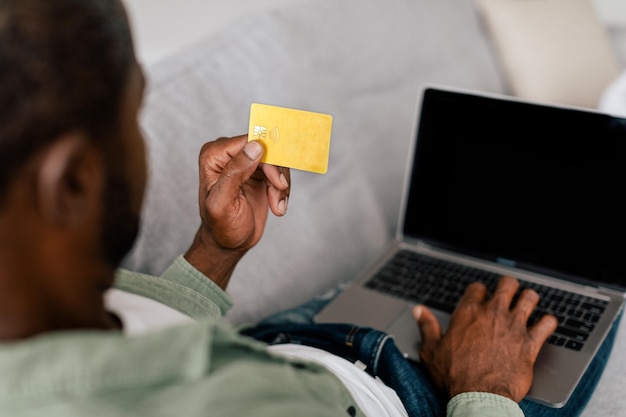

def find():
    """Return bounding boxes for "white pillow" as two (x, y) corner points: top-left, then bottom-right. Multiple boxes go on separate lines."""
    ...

(599, 69), (626, 116)
(475, 0), (621, 108)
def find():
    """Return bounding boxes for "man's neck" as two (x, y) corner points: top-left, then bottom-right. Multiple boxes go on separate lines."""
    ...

(0, 251), (120, 341)
(0, 284), (120, 341)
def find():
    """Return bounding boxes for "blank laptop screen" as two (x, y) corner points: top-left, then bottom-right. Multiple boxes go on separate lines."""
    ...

(403, 88), (626, 290)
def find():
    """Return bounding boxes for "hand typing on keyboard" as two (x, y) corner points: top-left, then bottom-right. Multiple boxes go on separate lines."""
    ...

(413, 276), (558, 403)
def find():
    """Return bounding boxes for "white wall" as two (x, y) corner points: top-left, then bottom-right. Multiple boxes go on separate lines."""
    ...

(123, 0), (308, 66)
(124, 0), (626, 66)
(594, 0), (626, 26)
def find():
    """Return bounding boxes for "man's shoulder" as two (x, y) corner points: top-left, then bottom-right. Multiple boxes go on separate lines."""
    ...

(0, 320), (360, 417)
(114, 255), (233, 319)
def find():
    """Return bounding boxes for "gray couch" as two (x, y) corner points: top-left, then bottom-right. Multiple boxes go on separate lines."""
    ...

(122, 0), (626, 414)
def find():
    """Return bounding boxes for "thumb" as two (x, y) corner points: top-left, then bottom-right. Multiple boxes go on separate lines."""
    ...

(210, 140), (263, 201)
(413, 305), (442, 349)
(242, 140), (264, 161)
(204, 141), (264, 246)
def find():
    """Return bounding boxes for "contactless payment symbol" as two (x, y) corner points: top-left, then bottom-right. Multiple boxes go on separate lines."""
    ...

(269, 127), (279, 142)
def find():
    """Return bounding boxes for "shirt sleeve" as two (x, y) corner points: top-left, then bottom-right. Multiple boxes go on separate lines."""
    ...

(447, 392), (525, 417)
(114, 255), (234, 320)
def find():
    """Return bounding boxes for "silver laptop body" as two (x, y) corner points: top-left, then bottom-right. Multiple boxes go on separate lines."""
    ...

(314, 86), (626, 408)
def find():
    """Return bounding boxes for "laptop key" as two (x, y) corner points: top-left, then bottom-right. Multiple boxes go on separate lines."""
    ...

(563, 318), (595, 334)
(565, 340), (584, 351)
(549, 335), (567, 346)
(422, 298), (456, 314)
(555, 326), (589, 342)
(581, 302), (606, 315)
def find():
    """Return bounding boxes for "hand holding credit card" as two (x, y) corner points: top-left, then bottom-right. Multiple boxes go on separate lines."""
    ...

(248, 103), (333, 174)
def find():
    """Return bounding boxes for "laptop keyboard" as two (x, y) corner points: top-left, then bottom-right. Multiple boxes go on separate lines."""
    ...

(364, 250), (608, 351)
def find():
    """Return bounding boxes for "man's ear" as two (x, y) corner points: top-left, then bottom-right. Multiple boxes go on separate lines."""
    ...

(36, 132), (105, 227)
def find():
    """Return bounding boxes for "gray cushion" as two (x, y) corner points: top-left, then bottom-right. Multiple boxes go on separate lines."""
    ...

(123, 0), (504, 324)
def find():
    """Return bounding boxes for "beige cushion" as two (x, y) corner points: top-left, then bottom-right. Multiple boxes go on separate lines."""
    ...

(475, 0), (621, 108)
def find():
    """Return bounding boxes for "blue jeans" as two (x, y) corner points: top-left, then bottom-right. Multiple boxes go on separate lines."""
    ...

(242, 288), (620, 417)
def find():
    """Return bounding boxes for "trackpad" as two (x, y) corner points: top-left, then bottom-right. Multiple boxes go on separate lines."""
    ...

(386, 306), (450, 361)
(314, 286), (408, 330)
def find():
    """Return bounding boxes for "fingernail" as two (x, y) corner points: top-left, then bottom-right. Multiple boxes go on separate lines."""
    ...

(412, 306), (422, 320)
(280, 172), (289, 188)
(278, 197), (288, 215)
(244, 141), (262, 160)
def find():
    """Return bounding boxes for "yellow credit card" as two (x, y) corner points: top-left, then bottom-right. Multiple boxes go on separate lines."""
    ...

(248, 103), (333, 174)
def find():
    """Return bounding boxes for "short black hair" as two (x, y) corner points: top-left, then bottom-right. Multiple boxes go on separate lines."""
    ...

(0, 0), (134, 198)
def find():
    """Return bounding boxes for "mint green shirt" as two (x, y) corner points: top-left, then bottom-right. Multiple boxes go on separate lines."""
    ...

(0, 256), (524, 417)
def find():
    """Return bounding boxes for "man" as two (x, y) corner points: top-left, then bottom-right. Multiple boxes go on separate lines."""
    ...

(0, 0), (606, 416)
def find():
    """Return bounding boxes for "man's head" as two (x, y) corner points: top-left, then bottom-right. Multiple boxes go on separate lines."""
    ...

(0, 0), (147, 336)
(0, 0), (135, 189)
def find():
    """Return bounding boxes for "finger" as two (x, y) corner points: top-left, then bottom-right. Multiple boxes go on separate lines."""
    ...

(457, 281), (488, 307)
(205, 135), (249, 163)
(222, 140), (263, 184)
(267, 183), (289, 216)
(487, 276), (519, 312)
(261, 163), (290, 191)
(282, 166), (291, 187)
(207, 140), (263, 217)
(262, 165), (290, 216)
(527, 314), (559, 357)
(414, 305), (442, 351)
(511, 289), (539, 325)
(198, 135), (249, 191)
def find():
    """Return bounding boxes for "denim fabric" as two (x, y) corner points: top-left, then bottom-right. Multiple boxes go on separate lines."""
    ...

(245, 322), (445, 417)
(243, 288), (620, 417)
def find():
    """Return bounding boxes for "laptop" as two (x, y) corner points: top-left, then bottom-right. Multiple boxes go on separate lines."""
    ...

(314, 86), (626, 408)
